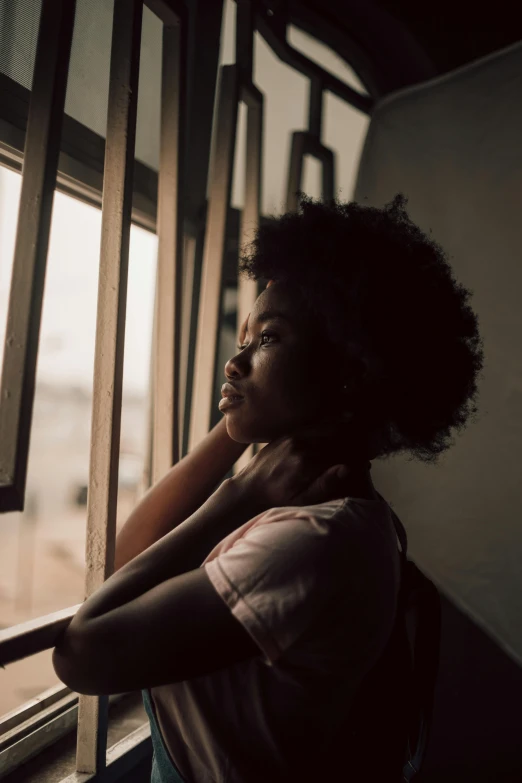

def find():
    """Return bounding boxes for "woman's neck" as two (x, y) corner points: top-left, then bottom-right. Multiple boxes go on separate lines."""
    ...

(322, 463), (379, 504)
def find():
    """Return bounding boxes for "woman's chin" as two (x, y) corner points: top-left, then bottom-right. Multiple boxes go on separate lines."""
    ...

(224, 416), (273, 445)
(224, 417), (255, 444)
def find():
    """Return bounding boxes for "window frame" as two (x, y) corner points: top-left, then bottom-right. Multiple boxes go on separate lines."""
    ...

(0, 0), (76, 514)
(0, 607), (130, 779)
(0, 73), (158, 234)
(0, 686), (129, 781)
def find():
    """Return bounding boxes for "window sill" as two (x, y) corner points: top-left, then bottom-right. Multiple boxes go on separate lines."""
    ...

(0, 691), (151, 783)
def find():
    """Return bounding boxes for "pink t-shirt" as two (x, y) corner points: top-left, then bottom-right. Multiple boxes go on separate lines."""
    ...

(150, 495), (400, 782)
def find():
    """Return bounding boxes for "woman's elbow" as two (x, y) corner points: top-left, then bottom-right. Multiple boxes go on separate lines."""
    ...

(52, 624), (101, 695)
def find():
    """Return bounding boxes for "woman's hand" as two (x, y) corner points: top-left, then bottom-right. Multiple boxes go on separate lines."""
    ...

(231, 422), (353, 509)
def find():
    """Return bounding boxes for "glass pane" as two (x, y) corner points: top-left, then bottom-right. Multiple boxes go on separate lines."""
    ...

(0, 166), (19, 385)
(0, 167), (157, 718)
(0, 0), (42, 90)
(65, 0), (162, 170)
(64, 0), (114, 140)
(135, 4), (162, 170)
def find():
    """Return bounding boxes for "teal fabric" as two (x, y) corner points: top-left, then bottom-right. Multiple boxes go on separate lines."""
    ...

(142, 689), (186, 783)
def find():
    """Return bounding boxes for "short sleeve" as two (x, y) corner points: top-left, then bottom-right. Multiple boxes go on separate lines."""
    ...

(203, 510), (339, 665)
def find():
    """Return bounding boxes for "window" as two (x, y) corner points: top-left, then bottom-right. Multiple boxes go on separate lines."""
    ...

(0, 164), (157, 718)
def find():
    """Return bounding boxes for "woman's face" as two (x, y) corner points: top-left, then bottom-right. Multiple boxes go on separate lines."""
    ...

(221, 281), (343, 443)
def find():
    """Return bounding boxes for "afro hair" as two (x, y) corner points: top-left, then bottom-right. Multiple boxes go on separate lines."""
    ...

(238, 193), (485, 465)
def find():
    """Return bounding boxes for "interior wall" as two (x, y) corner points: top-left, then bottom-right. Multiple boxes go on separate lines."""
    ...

(355, 40), (522, 667)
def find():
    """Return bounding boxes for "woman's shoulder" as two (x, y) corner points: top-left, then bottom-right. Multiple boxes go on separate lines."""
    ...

(233, 494), (396, 563)
(313, 494), (400, 577)
(301, 492), (392, 528)
(261, 493), (393, 539)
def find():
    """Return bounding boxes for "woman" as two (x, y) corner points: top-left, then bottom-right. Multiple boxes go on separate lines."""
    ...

(53, 195), (484, 782)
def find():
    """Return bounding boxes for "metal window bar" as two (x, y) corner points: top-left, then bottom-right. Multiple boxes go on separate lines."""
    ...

(62, 722), (151, 783)
(255, 1), (373, 116)
(0, 690), (129, 780)
(0, 684), (72, 737)
(139, 3), (188, 493)
(0, 606), (79, 669)
(179, 234), (197, 457)
(286, 76), (336, 212)
(188, 0), (263, 456)
(0, 0), (76, 513)
(138, 286), (156, 499)
(77, 0), (143, 772)
(152, 13), (186, 484)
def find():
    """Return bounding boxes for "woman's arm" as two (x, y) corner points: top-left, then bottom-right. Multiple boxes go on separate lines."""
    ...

(52, 424), (350, 693)
(114, 417), (247, 571)
(53, 478), (264, 692)
(93, 423), (348, 620)
(71, 478), (264, 624)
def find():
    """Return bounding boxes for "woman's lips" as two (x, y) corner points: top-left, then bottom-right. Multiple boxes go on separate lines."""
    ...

(218, 395), (244, 412)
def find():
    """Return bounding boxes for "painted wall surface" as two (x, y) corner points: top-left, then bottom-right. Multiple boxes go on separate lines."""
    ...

(355, 41), (522, 666)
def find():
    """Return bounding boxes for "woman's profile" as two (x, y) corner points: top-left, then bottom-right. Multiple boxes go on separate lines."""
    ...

(52, 194), (484, 782)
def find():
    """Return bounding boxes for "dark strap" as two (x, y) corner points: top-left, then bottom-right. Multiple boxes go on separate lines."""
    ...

(350, 492), (441, 783)
(375, 493), (441, 781)
(312, 492), (411, 780)
(375, 490), (408, 560)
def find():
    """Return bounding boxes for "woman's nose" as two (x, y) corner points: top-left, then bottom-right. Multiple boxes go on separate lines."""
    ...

(224, 354), (245, 380)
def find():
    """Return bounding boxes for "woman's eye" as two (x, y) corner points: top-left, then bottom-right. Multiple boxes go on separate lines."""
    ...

(260, 331), (277, 345)
(236, 332), (277, 351)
